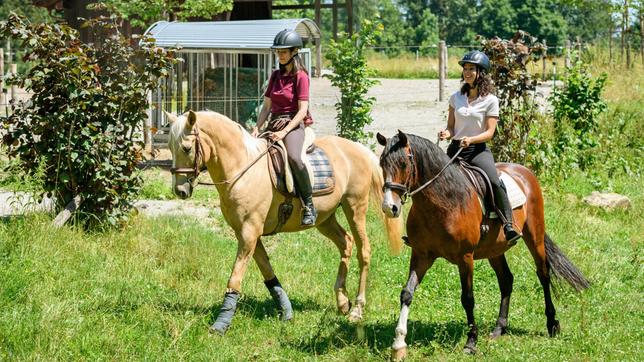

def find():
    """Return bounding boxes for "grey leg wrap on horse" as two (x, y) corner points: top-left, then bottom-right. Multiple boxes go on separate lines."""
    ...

(264, 277), (293, 321)
(209, 291), (241, 335)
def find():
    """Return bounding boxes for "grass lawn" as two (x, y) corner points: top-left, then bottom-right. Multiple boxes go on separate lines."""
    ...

(0, 170), (641, 361)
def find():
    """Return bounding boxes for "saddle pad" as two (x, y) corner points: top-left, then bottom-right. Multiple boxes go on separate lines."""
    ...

(307, 147), (335, 194)
(481, 172), (527, 218)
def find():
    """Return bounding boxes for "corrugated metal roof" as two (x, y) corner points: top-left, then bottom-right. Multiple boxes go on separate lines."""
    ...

(143, 19), (321, 51)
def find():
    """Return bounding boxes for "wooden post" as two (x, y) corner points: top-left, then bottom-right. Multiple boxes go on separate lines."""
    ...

(332, 0), (338, 41)
(576, 36), (582, 61)
(10, 63), (16, 103)
(145, 90), (152, 152)
(609, 29), (613, 63)
(438, 41), (446, 101)
(346, 0), (353, 35)
(640, 6), (643, 65)
(565, 39), (572, 68)
(314, 0), (321, 28)
(542, 40), (547, 81)
(315, 37), (322, 77)
(177, 56), (184, 113)
(0, 50), (4, 107)
(52, 195), (82, 228)
(626, 41), (631, 68)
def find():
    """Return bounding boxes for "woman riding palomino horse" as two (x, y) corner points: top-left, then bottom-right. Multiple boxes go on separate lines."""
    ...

(167, 110), (402, 335)
(252, 29), (316, 226)
(438, 50), (521, 245)
(376, 51), (589, 359)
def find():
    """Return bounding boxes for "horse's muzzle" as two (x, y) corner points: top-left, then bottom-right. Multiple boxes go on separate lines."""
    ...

(174, 182), (192, 199)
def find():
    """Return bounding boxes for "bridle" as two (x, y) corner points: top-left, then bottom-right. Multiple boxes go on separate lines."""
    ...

(170, 126), (275, 187)
(383, 141), (463, 205)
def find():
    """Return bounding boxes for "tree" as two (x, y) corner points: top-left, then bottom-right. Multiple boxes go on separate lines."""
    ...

(557, 0), (614, 41)
(0, 0), (56, 23)
(427, 0), (478, 44)
(98, 0), (233, 28)
(476, 0), (517, 40)
(512, 0), (568, 46)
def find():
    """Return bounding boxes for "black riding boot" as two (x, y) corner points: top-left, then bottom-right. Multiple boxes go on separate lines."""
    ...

(292, 166), (317, 226)
(494, 181), (522, 245)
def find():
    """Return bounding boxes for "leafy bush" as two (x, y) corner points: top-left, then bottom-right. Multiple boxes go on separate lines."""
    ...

(0, 14), (173, 226)
(549, 60), (607, 170)
(325, 19), (382, 143)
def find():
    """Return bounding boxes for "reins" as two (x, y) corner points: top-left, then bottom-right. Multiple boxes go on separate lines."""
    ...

(170, 127), (276, 187)
(384, 138), (463, 204)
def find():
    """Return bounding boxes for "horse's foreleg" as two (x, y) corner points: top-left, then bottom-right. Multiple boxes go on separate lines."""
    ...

(459, 254), (478, 354)
(488, 254), (514, 338)
(254, 239), (293, 321)
(342, 199), (371, 322)
(391, 250), (434, 361)
(209, 228), (259, 335)
(316, 214), (353, 315)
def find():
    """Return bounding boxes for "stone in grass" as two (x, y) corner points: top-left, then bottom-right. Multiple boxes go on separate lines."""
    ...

(582, 191), (631, 211)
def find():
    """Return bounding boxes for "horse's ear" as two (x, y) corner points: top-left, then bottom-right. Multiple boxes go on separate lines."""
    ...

(397, 129), (408, 147)
(164, 111), (177, 124)
(187, 110), (197, 127)
(376, 132), (387, 146)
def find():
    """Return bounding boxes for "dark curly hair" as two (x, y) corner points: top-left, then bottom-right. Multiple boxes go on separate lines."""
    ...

(460, 65), (495, 97)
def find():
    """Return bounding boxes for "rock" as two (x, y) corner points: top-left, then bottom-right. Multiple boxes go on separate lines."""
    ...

(582, 191), (631, 211)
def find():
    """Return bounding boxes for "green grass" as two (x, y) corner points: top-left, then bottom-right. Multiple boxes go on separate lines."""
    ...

(0, 171), (641, 361)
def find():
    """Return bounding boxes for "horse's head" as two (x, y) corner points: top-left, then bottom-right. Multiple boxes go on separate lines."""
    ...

(166, 110), (207, 199)
(377, 130), (414, 218)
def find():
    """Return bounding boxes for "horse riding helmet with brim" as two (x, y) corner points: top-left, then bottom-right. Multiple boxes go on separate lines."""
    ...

(271, 29), (303, 49)
(459, 50), (490, 71)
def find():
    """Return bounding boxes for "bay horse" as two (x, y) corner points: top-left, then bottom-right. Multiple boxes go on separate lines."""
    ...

(376, 131), (589, 358)
(165, 110), (402, 335)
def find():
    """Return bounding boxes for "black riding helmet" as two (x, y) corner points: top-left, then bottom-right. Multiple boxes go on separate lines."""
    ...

(458, 50), (490, 71)
(271, 29), (303, 49)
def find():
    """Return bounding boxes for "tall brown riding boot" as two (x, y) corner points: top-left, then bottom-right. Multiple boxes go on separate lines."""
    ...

(494, 181), (522, 246)
(292, 166), (317, 226)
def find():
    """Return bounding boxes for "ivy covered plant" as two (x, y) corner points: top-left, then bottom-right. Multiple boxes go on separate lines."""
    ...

(0, 14), (174, 227)
(480, 31), (545, 163)
(325, 19), (382, 144)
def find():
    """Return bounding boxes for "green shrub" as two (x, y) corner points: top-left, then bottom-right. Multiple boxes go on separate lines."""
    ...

(0, 14), (173, 227)
(325, 19), (382, 143)
(549, 60), (607, 170)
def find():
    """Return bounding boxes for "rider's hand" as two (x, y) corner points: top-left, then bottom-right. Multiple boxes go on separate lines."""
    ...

(270, 129), (288, 141)
(251, 126), (259, 138)
(438, 129), (451, 141)
(460, 137), (472, 148)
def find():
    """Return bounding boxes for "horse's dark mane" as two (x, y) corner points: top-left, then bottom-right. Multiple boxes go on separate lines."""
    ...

(380, 133), (471, 209)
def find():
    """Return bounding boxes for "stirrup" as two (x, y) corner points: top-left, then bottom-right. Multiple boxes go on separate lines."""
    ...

(504, 224), (522, 246)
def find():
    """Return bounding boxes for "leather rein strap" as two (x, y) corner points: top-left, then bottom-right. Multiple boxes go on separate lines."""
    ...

(170, 127), (275, 186)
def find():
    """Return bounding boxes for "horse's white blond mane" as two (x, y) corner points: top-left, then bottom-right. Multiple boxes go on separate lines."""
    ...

(168, 111), (265, 159)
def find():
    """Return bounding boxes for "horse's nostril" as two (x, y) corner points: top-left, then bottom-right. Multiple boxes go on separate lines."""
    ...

(391, 205), (398, 215)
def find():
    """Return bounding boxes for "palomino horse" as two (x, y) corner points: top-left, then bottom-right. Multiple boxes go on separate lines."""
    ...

(376, 131), (589, 358)
(165, 110), (402, 335)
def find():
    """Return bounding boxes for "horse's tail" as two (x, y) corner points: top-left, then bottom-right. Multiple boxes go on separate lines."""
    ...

(364, 146), (404, 254)
(544, 233), (590, 292)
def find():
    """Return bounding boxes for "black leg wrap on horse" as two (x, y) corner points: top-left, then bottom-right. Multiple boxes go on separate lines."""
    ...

(400, 288), (414, 306)
(209, 291), (241, 335)
(264, 277), (293, 321)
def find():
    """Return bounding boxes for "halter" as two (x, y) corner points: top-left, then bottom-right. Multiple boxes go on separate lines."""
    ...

(170, 126), (206, 185)
(383, 141), (463, 205)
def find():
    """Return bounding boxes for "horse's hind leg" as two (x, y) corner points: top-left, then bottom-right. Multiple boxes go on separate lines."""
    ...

(253, 239), (293, 321)
(316, 213), (354, 315)
(341, 197), (371, 322)
(488, 254), (514, 338)
(459, 253), (478, 354)
(523, 220), (560, 337)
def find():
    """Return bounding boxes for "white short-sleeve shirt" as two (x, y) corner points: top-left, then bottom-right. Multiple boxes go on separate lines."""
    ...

(449, 91), (499, 140)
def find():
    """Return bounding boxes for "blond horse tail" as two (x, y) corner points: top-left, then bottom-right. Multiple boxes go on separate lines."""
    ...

(362, 145), (404, 255)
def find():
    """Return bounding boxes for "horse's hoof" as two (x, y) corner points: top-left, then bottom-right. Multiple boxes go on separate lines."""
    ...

(338, 301), (351, 315)
(348, 306), (363, 323)
(391, 347), (407, 361)
(463, 345), (478, 355)
(208, 325), (226, 336)
(489, 326), (506, 339)
(548, 320), (560, 337)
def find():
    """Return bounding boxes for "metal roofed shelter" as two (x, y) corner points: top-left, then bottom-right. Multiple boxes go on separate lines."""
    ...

(143, 19), (322, 143)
